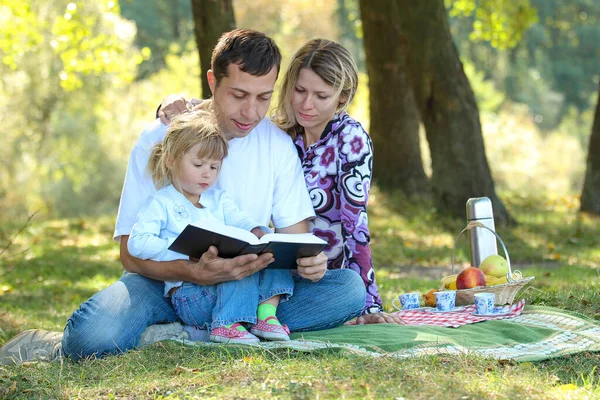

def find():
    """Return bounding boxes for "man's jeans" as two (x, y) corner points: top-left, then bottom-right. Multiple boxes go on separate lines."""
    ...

(172, 269), (294, 330)
(61, 269), (365, 360)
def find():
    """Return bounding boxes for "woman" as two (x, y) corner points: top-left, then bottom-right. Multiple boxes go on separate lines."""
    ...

(273, 39), (400, 324)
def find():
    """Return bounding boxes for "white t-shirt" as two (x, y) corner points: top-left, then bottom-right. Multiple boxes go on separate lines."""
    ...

(114, 118), (315, 241)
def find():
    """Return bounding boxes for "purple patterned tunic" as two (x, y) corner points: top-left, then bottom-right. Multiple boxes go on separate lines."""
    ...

(294, 112), (383, 314)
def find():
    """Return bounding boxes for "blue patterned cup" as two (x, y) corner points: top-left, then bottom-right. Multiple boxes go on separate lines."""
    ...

(434, 290), (456, 311)
(392, 292), (421, 310)
(474, 293), (495, 314)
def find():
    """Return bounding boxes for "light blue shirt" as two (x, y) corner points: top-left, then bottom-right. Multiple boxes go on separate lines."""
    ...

(128, 184), (269, 295)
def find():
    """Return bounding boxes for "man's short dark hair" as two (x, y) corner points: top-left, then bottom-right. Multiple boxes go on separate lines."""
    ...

(211, 29), (282, 86)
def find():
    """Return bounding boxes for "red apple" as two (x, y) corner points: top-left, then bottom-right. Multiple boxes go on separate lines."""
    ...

(456, 266), (487, 290)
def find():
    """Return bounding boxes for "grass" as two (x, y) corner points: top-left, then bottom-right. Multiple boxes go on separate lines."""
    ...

(1, 190), (599, 399)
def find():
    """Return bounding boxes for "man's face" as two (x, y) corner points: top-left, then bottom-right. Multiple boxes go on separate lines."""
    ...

(208, 63), (278, 140)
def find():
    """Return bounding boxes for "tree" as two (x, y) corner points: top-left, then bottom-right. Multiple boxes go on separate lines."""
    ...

(580, 86), (600, 214)
(397, 0), (512, 224)
(190, 0), (236, 98)
(359, 0), (429, 195)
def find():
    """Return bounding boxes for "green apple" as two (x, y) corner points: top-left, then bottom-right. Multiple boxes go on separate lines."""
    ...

(480, 254), (509, 278)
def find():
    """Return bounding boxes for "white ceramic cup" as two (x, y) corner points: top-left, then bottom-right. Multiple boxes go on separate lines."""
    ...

(474, 293), (496, 314)
(392, 292), (421, 310)
(434, 290), (456, 311)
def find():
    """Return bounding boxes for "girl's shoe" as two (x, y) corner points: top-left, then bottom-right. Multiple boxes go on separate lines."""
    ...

(250, 316), (291, 341)
(210, 323), (260, 344)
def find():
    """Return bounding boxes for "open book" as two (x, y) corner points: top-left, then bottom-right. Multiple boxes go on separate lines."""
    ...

(168, 220), (328, 269)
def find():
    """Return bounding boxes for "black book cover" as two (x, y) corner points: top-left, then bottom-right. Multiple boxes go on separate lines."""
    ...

(168, 224), (327, 269)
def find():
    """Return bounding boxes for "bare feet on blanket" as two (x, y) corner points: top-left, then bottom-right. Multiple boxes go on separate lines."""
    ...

(355, 312), (405, 325)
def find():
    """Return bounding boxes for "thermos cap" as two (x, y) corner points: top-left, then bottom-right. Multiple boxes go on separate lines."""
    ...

(466, 197), (494, 220)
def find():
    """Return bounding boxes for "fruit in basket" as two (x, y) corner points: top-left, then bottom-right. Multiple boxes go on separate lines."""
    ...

(424, 289), (437, 307)
(440, 274), (458, 289)
(484, 274), (498, 285)
(479, 254), (509, 278)
(456, 267), (486, 289)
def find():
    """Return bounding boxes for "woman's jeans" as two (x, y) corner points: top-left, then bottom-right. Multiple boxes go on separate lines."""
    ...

(171, 269), (294, 330)
(62, 269), (365, 360)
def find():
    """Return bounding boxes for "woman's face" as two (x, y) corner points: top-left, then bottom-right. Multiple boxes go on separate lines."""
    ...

(291, 68), (344, 138)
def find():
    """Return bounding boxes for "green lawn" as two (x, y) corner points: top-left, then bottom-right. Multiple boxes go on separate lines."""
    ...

(1, 190), (599, 399)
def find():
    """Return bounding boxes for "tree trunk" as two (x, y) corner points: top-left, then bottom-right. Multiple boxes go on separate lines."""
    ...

(190, 0), (236, 99)
(359, 0), (429, 196)
(397, 0), (512, 225)
(580, 85), (600, 214)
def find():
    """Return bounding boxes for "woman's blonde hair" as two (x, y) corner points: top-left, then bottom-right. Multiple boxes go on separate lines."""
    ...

(273, 39), (359, 139)
(148, 101), (228, 189)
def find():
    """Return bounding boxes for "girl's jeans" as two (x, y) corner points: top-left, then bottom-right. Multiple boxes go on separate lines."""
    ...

(171, 269), (294, 330)
(62, 269), (365, 360)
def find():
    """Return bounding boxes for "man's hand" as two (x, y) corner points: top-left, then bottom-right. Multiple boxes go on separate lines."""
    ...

(296, 251), (328, 282)
(189, 246), (274, 285)
(355, 312), (404, 325)
(157, 95), (190, 125)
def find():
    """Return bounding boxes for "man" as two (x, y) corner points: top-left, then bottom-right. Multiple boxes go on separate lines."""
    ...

(0, 29), (366, 364)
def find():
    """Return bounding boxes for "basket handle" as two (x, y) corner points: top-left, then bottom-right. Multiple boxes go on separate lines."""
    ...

(451, 221), (521, 283)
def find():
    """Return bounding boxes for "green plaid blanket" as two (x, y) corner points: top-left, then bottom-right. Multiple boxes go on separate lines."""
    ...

(183, 306), (600, 362)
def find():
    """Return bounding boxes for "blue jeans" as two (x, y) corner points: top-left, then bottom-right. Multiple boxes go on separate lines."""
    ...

(172, 269), (294, 330)
(62, 269), (365, 360)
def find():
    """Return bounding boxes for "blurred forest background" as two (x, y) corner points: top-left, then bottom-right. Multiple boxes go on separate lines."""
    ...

(1, 0), (599, 224)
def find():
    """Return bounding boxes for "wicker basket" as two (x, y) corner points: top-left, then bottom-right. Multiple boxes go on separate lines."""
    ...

(443, 221), (535, 306)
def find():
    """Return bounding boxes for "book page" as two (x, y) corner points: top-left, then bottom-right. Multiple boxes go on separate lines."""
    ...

(259, 232), (327, 245)
(190, 219), (259, 245)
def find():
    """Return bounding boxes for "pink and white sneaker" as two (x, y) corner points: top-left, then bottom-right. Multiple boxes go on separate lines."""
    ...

(250, 316), (291, 341)
(210, 323), (260, 344)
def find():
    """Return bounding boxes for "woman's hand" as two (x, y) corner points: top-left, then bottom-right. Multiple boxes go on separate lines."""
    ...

(157, 95), (189, 124)
(355, 312), (404, 325)
(296, 251), (328, 282)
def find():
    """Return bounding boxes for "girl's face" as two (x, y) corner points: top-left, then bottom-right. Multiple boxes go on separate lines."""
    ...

(170, 142), (221, 205)
(291, 68), (345, 139)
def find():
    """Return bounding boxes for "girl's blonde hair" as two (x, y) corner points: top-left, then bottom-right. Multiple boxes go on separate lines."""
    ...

(273, 39), (359, 140)
(148, 101), (228, 189)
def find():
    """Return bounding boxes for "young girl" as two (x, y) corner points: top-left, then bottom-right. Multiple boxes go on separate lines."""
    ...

(127, 106), (292, 343)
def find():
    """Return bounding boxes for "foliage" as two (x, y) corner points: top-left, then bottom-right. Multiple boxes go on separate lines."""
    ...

(335, 0), (365, 71)
(448, 0), (539, 50)
(482, 105), (586, 196)
(463, 60), (505, 112)
(0, 0), (147, 219)
(233, 0), (340, 65)
(1, 196), (599, 398)
(119, 0), (195, 79)
(526, 0), (600, 113)
(450, 0), (600, 125)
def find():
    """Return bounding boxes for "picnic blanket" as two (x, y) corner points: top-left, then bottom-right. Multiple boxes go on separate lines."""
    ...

(178, 305), (600, 362)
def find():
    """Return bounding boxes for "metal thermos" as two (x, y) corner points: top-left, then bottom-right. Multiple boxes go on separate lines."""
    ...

(466, 197), (498, 267)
